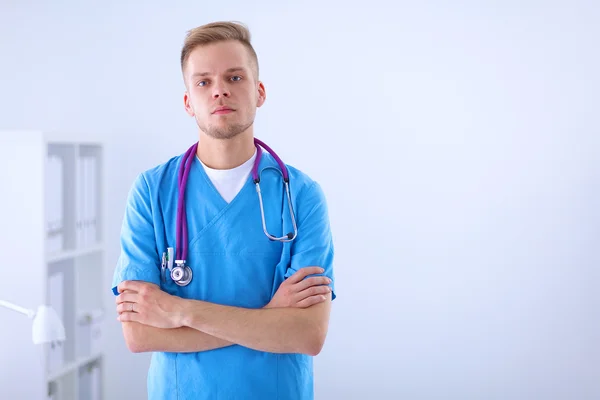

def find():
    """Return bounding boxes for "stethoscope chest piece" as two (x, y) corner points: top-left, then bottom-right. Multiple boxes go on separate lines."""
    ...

(171, 261), (193, 286)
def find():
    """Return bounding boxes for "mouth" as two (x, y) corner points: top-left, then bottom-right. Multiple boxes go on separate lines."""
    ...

(212, 106), (234, 115)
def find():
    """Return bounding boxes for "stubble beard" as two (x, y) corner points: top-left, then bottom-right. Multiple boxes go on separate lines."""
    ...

(198, 117), (254, 140)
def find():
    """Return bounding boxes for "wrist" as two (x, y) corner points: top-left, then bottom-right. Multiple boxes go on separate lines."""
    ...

(177, 298), (201, 328)
(173, 297), (192, 327)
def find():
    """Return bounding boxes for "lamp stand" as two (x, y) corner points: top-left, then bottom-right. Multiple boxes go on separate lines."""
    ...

(0, 299), (35, 318)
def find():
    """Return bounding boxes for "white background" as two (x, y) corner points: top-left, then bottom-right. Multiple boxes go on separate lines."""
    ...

(1, 0), (599, 399)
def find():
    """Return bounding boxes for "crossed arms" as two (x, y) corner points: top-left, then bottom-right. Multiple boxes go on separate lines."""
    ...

(116, 267), (332, 356)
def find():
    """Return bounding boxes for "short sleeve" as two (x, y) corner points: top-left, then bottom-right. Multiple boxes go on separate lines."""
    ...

(285, 181), (336, 300)
(111, 173), (161, 295)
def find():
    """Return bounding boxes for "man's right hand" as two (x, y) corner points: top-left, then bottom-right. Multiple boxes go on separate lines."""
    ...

(265, 267), (332, 309)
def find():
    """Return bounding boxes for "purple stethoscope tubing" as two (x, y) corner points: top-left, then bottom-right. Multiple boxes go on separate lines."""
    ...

(174, 138), (298, 280)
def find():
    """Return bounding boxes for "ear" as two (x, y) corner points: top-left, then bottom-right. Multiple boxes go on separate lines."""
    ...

(183, 91), (195, 117)
(256, 81), (266, 108)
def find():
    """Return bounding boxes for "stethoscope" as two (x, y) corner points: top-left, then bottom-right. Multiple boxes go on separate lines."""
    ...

(164, 138), (298, 287)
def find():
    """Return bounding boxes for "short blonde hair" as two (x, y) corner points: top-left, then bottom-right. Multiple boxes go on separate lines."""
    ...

(180, 21), (259, 79)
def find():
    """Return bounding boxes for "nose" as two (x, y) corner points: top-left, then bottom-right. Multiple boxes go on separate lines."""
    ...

(212, 82), (231, 99)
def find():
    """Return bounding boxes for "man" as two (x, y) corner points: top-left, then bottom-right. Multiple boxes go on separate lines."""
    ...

(112, 21), (336, 400)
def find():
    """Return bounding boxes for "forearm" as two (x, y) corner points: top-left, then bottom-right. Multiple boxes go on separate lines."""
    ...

(179, 299), (328, 355)
(122, 321), (233, 353)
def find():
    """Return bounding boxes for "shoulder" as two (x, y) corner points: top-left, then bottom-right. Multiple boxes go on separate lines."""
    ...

(259, 151), (327, 207)
(135, 153), (185, 188)
(282, 162), (328, 207)
(127, 153), (185, 200)
(283, 162), (334, 242)
(140, 154), (184, 185)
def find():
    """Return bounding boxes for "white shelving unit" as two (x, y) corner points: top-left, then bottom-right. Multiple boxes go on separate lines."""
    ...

(0, 131), (105, 400)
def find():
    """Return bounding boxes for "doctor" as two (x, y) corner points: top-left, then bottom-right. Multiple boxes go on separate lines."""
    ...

(112, 21), (336, 400)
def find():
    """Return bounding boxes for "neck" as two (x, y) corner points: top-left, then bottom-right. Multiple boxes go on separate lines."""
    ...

(196, 131), (255, 170)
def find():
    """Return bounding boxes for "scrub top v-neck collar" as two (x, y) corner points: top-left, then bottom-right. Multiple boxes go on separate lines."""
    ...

(194, 149), (257, 208)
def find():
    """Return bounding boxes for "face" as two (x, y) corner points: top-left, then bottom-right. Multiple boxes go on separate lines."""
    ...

(183, 40), (266, 140)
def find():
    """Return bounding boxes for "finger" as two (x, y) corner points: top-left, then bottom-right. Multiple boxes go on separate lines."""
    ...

(116, 302), (137, 314)
(117, 311), (141, 323)
(117, 280), (142, 294)
(286, 266), (325, 284)
(117, 281), (159, 294)
(115, 292), (138, 305)
(295, 295), (327, 308)
(295, 276), (331, 292)
(295, 285), (331, 303)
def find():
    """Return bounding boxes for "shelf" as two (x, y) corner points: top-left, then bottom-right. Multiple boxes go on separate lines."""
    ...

(47, 353), (102, 383)
(0, 132), (105, 399)
(47, 243), (104, 264)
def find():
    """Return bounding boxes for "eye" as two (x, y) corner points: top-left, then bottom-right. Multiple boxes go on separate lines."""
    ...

(197, 80), (208, 87)
(231, 75), (242, 82)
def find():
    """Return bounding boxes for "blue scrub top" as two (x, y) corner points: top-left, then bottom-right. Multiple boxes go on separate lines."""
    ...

(112, 148), (336, 400)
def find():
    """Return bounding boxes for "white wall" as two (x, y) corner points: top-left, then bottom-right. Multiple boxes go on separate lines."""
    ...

(1, 1), (599, 399)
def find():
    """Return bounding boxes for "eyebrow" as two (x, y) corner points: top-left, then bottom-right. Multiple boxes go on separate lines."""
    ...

(191, 67), (246, 78)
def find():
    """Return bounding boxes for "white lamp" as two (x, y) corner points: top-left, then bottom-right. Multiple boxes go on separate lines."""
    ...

(0, 299), (66, 344)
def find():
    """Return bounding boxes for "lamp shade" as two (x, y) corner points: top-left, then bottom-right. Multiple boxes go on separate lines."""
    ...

(32, 305), (66, 344)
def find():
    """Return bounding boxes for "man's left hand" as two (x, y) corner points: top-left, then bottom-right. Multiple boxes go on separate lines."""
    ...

(116, 281), (184, 329)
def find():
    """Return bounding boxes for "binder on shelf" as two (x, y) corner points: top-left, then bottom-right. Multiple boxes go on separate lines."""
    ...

(78, 365), (90, 400)
(76, 308), (104, 358)
(90, 363), (101, 400)
(47, 381), (57, 400)
(86, 156), (98, 245)
(47, 271), (65, 372)
(79, 362), (101, 400)
(90, 156), (98, 244)
(76, 156), (84, 248)
(82, 156), (88, 247)
(76, 155), (98, 248)
(45, 155), (64, 254)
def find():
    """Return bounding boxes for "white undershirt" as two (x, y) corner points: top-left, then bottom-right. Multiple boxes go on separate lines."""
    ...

(197, 150), (257, 203)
